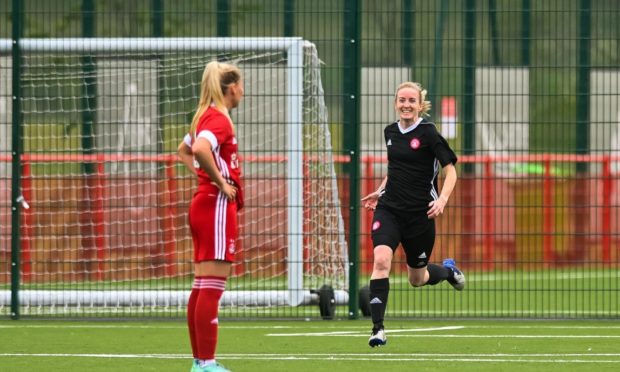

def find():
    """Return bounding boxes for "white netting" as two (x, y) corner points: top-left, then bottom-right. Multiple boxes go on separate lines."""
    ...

(0, 39), (347, 312)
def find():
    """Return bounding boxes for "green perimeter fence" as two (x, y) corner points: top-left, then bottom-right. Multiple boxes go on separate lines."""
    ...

(0, 0), (619, 319)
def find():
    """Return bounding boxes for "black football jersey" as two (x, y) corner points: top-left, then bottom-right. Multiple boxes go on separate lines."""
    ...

(377, 118), (457, 213)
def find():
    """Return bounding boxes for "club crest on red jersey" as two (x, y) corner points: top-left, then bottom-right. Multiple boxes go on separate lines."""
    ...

(230, 153), (239, 169)
(228, 239), (236, 254)
(410, 138), (421, 150)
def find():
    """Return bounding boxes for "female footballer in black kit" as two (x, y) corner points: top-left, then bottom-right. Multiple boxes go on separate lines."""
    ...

(361, 82), (465, 347)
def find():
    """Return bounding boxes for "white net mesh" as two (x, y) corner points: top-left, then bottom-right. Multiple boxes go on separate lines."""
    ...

(0, 39), (347, 314)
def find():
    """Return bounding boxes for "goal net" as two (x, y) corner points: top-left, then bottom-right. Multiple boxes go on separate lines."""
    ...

(0, 37), (348, 316)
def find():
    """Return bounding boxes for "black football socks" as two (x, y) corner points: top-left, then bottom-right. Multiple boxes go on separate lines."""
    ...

(426, 263), (451, 285)
(369, 278), (389, 332)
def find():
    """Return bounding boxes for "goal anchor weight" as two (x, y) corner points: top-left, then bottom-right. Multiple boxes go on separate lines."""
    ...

(358, 285), (371, 317)
(315, 284), (336, 320)
(314, 285), (371, 319)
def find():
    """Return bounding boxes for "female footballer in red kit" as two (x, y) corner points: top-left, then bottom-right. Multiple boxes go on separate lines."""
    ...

(178, 61), (244, 372)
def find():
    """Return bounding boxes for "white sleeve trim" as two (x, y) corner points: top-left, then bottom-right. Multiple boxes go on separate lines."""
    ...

(196, 130), (218, 150)
(183, 133), (192, 147)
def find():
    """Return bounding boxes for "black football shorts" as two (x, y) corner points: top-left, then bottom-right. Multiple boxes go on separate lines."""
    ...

(370, 206), (435, 268)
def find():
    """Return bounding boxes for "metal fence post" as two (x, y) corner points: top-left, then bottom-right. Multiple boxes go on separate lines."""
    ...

(576, 0), (590, 166)
(217, 0), (231, 37)
(521, 0), (531, 66)
(343, 0), (361, 320)
(573, 0), (591, 262)
(460, 0), (477, 264)
(401, 0), (413, 70)
(10, 0), (24, 320)
(284, 0), (295, 36)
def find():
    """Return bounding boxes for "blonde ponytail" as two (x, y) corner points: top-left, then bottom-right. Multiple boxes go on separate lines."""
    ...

(190, 61), (242, 138)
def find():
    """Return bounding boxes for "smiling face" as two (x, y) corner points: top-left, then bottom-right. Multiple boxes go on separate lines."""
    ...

(394, 86), (421, 123)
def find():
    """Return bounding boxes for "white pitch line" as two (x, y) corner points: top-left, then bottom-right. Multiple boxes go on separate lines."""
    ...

(0, 324), (347, 330)
(3, 353), (620, 357)
(384, 310), (620, 316)
(266, 326), (464, 336)
(224, 353), (620, 357)
(2, 324), (620, 333)
(0, 353), (188, 359)
(375, 326), (465, 333)
(0, 324), (187, 329)
(219, 357), (620, 364)
(390, 335), (620, 339)
(1, 353), (620, 364)
(0, 324), (304, 330)
(269, 334), (620, 338)
(463, 325), (620, 330)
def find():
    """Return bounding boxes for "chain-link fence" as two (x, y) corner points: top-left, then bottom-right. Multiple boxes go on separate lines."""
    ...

(1, 0), (618, 319)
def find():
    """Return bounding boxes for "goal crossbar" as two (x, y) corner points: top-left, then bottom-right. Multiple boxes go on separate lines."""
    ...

(1, 37), (305, 53)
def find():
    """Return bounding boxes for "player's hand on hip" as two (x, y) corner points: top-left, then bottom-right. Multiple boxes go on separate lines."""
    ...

(220, 183), (237, 201)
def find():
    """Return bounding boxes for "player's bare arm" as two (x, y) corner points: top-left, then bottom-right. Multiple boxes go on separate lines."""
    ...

(427, 163), (457, 219)
(361, 176), (387, 210)
(192, 137), (237, 200)
(177, 140), (197, 176)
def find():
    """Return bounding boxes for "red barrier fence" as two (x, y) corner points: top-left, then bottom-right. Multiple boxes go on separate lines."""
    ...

(1, 153), (618, 280)
(359, 154), (619, 272)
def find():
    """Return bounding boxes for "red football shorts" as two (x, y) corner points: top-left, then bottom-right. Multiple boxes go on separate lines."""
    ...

(189, 188), (238, 263)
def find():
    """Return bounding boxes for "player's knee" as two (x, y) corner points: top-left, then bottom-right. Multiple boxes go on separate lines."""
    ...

(409, 277), (426, 287)
(373, 256), (391, 274)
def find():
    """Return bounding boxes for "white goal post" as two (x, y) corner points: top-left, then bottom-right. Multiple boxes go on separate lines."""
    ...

(0, 37), (349, 313)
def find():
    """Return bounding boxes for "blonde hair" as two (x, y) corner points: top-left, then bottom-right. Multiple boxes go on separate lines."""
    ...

(394, 81), (432, 117)
(190, 61), (242, 137)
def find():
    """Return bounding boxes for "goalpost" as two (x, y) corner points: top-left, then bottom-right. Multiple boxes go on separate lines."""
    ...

(0, 37), (348, 315)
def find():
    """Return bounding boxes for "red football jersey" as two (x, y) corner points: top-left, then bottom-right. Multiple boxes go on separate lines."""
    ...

(186, 106), (243, 208)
